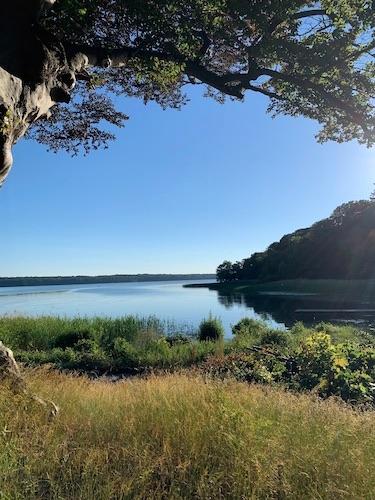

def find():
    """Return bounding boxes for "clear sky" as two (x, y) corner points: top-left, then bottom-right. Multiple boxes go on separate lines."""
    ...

(1, 86), (374, 276)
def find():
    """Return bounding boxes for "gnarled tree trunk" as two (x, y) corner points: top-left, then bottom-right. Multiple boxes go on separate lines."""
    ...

(0, 0), (86, 185)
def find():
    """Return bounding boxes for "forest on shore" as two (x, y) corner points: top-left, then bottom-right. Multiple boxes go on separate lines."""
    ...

(217, 198), (375, 282)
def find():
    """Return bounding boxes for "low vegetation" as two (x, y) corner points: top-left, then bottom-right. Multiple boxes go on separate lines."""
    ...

(1, 315), (375, 405)
(207, 319), (375, 405)
(1, 316), (375, 498)
(0, 315), (218, 374)
(198, 316), (225, 342)
(1, 372), (375, 499)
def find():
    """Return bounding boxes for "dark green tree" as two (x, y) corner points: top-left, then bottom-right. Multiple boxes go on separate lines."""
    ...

(216, 261), (236, 282)
(217, 198), (375, 282)
(0, 0), (374, 185)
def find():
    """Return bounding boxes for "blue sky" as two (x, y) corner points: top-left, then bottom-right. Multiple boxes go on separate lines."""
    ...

(1, 86), (374, 276)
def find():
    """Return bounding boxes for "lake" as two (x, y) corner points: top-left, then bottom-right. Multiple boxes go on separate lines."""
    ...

(0, 279), (374, 336)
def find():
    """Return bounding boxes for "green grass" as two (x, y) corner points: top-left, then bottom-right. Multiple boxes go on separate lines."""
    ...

(1, 315), (375, 404)
(2, 317), (375, 497)
(0, 315), (218, 373)
(0, 315), (194, 351)
(1, 371), (375, 499)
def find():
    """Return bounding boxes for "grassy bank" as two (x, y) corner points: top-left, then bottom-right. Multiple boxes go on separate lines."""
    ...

(0, 315), (219, 374)
(1, 371), (375, 499)
(186, 278), (375, 303)
(1, 315), (375, 405)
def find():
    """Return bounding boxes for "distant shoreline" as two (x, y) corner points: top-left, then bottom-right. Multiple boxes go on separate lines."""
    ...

(0, 274), (216, 288)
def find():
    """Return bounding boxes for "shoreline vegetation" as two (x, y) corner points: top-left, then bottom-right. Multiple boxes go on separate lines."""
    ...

(215, 200), (375, 283)
(2, 314), (375, 405)
(2, 315), (375, 497)
(0, 274), (215, 288)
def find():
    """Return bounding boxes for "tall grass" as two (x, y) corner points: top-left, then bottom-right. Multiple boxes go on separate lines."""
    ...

(1, 371), (375, 499)
(0, 315), (194, 351)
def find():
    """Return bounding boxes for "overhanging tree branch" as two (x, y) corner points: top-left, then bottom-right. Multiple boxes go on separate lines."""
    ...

(66, 41), (369, 121)
(0, 0), (373, 187)
(290, 9), (328, 21)
(271, 8), (328, 31)
(66, 43), (253, 98)
(260, 67), (367, 126)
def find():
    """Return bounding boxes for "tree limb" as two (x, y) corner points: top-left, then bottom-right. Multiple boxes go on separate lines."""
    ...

(243, 83), (285, 101)
(260, 67), (366, 126)
(66, 41), (367, 119)
(290, 9), (328, 21)
(66, 43), (252, 98)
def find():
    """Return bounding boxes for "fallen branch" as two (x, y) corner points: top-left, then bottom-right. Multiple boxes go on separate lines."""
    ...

(0, 341), (59, 418)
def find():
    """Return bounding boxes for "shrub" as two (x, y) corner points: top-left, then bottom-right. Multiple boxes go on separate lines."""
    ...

(198, 317), (224, 342)
(5, 315), (375, 405)
(113, 338), (140, 369)
(294, 333), (335, 391)
(45, 343), (110, 372)
(165, 334), (192, 346)
(259, 329), (289, 347)
(53, 329), (93, 349)
(97, 317), (145, 351)
(201, 354), (279, 384)
(293, 334), (375, 403)
(232, 318), (269, 338)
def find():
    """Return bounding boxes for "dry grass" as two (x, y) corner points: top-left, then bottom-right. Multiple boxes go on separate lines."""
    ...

(1, 370), (375, 499)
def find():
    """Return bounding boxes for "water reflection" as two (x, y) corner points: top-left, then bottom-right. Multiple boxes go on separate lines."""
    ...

(1, 280), (375, 335)
(215, 289), (375, 330)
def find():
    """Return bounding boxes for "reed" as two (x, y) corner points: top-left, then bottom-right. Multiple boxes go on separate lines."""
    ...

(1, 371), (375, 499)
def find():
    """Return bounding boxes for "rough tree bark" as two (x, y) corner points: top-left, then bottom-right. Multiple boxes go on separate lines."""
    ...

(0, 0), (89, 185)
(0, 1), (81, 405)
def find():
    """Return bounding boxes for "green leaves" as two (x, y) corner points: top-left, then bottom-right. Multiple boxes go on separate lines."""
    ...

(38, 0), (375, 152)
(57, 0), (88, 18)
(322, 0), (373, 27)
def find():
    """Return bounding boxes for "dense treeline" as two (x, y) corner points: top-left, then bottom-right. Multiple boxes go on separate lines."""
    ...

(217, 199), (375, 282)
(0, 274), (214, 288)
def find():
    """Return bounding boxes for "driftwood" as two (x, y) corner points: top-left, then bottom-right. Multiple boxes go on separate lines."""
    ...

(0, 341), (59, 417)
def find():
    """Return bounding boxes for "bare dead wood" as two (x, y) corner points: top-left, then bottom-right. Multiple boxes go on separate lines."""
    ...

(0, 341), (59, 418)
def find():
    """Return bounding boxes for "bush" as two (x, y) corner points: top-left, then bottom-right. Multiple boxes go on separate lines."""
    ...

(113, 338), (140, 368)
(259, 329), (289, 347)
(294, 333), (375, 403)
(165, 334), (192, 346)
(201, 353), (284, 384)
(198, 317), (224, 342)
(53, 329), (93, 349)
(232, 318), (269, 338)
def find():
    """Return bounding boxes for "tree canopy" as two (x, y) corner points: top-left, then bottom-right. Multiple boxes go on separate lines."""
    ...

(217, 197), (375, 282)
(0, 0), (374, 183)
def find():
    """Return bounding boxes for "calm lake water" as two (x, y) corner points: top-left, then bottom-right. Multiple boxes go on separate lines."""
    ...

(0, 279), (374, 336)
